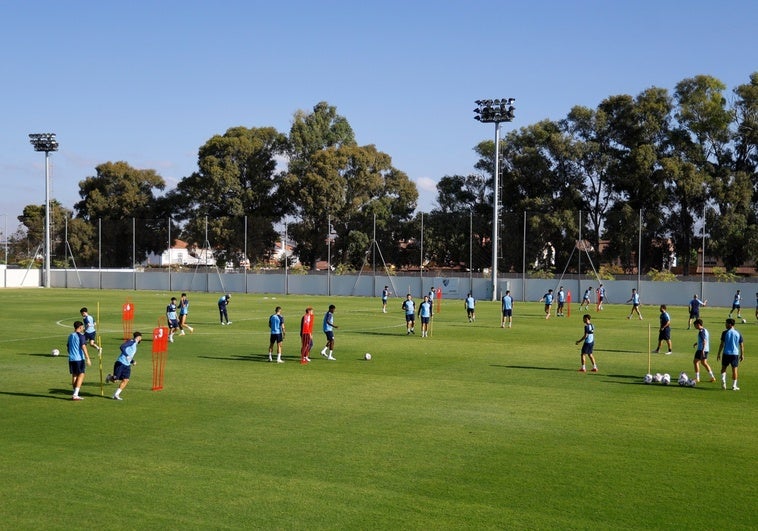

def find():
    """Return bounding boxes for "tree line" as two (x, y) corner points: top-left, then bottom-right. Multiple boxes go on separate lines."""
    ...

(12, 74), (758, 275)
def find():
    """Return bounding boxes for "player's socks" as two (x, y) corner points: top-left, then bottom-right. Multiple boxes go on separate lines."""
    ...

(695, 372), (700, 382)
(73, 387), (80, 397)
(114, 389), (122, 398)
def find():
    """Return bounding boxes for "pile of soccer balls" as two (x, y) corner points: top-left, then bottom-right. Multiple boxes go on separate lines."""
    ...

(643, 373), (671, 385)
(644, 371), (696, 387)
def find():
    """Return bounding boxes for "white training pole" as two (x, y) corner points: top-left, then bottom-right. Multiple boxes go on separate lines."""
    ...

(647, 323), (651, 374)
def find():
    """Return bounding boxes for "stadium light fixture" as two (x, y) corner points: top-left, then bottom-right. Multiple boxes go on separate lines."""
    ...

(473, 99), (515, 301)
(29, 133), (59, 288)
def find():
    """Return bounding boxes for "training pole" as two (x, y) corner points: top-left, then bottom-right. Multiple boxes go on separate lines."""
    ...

(97, 302), (104, 396)
(647, 323), (651, 374)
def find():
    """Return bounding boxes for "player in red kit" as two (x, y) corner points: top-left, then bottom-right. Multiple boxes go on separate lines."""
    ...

(300, 307), (314, 364)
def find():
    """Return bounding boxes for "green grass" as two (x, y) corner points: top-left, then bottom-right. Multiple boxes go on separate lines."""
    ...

(1, 289), (756, 530)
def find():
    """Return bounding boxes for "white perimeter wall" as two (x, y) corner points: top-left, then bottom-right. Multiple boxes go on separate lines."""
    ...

(0, 269), (744, 310)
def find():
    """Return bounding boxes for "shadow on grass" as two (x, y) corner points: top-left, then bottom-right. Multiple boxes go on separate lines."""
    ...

(497, 366), (646, 382)
(359, 330), (405, 337)
(595, 348), (643, 354)
(0, 389), (108, 400)
(494, 364), (570, 372)
(199, 354), (300, 363)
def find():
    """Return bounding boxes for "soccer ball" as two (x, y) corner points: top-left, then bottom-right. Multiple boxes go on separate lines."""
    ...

(688, 378), (697, 387)
(364, 353), (372, 361)
(678, 372), (689, 386)
(661, 373), (671, 385)
(741, 318), (747, 324)
(51, 348), (60, 357)
(643, 373), (653, 384)
(653, 373), (662, 383)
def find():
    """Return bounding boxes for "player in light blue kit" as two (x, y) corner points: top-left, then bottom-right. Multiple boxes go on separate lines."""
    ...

(717, 318), (745, 390)
(320, 304), (338, 360)
(626, 289), (643, 320)
(179, 293), (194, 335)
(728, 290), (742, 320)
(501, 290), (514, 328)
(653, 304), (672, 355)
(106, 331), (143, 400)
(687, 294), (706, 329)
(465, 293), (476, 322)
(80, 307), (102, 354)
(402, 294), (416, 334)
(595, 284), (606, 312)
(67, 320), (92, 400)
(166, 297), (180, 343)
(418, 295), (433, 338)
(540, 289), (554, 319)
(556, 286), (566, 317)
(580, 286), (592, 311)
(381, 286), (391, 313)
(218, 293), (231, 325)
(268, 306), (285, 363)
(692, 319), (715, 383)
(575, 314), (598, 372)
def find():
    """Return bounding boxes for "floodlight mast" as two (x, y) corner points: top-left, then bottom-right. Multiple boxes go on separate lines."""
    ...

(29, 133), (59, 288)
(473, 99), (515, 301)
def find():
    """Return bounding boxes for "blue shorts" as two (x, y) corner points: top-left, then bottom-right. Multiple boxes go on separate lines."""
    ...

(69, 360), (86, 375)
(731, 303), (740, 311)
(421, 316), (430, 324)
(324, 331), (334, 341)
(689, 311), (699, 319)
(694, 350), (708, 360)
(405, 314), (415, 323)
(113, 361), (132, 380)
(502, 309), (512, 317)
(84, 331), (96, 342)
(581, 342), (594, 355)
(269, 333), (283, 344)
(721, 354), (740, 368)
(658, 328), (671, 341)
(169, 319), (180, 329)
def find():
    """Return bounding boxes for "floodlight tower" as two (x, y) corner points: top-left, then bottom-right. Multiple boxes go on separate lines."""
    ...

(474, 99), (515, 301)
(29, 133), (59, 288)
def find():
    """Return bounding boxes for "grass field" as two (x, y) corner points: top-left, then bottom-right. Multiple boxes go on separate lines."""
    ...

(0, 288), (755, 530)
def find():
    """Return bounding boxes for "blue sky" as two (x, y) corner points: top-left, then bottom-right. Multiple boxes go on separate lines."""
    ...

(1, 0), (756, 235)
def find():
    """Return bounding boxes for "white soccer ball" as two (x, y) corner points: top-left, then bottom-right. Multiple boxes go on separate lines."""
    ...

(678, 372), (689, 385)
(688, 378), (697, 387)
(653, 373), (662, 383)
(741, 318), (747, 324)
(364, 353), (372, 361)
(51, 348), (60, 357)
(661, 373), (671, 385)
(643, 373), (653, 384)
